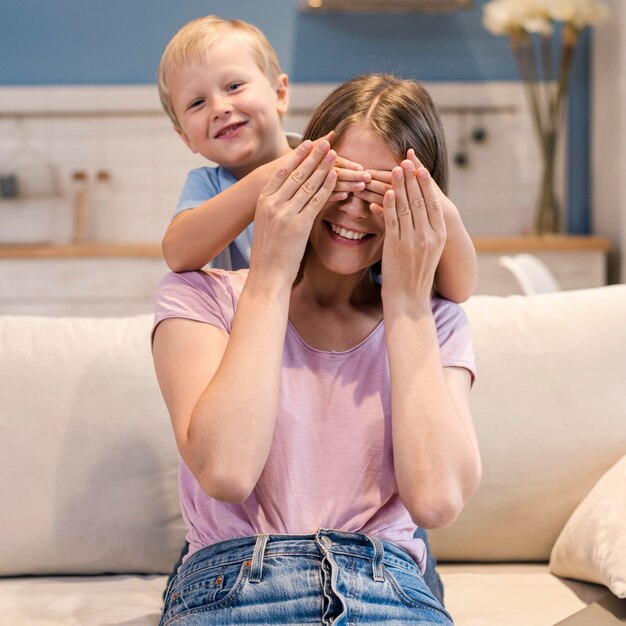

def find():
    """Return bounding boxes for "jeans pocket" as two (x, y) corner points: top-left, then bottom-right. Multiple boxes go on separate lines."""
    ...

(162, 560), (250, 625)
(384, 563), (451, 620)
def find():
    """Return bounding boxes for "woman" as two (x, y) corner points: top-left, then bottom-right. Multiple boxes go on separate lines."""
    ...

(152, 73), (481, 625)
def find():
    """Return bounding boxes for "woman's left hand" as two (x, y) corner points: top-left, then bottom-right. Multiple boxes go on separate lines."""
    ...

(372, 158), (447, 312)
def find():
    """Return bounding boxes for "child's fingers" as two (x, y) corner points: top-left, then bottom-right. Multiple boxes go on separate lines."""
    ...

(369, 202), (384, 216)
(334, 167), (370, 184)
(354, 189), (385, 205)
(335, 155), (364, 172)
(364, 178), (391, 197)
(366, 169), (393, 185)
(334, 180), (366, 194)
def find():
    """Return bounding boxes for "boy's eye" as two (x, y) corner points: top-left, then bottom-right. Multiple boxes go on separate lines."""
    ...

(226, 82), (243, 92)
(187, 99), (204, 110)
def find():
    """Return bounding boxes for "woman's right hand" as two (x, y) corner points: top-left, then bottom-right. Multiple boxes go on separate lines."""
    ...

(249, 139), (337, 289)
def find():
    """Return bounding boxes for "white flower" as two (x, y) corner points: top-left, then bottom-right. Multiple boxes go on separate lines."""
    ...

(483, 0), (549, 35)
(483, 0), (608, 34)
(546, 0), (609, 28)
(523, 17), (553, 36)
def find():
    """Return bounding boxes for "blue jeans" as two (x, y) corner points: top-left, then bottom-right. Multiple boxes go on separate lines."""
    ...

(165, 527), (444, 607)
(160, 530), (452, 626)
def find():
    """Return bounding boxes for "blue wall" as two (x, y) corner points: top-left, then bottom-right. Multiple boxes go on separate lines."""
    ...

(0, 0), (590, 232)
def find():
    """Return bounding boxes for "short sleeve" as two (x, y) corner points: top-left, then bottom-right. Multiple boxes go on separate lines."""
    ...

(175, 167), (222, 216)
(432, 297), (476, 383)
(153, 270), (246, 339)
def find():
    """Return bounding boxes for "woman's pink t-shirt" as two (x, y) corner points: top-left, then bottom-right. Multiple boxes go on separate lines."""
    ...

(153, 269), (476, 571)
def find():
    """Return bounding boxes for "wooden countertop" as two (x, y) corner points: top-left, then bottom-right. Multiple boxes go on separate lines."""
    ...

(472, 235), (612, 253)
(0, 242), (162, 259)
(0, 235), (612, 259)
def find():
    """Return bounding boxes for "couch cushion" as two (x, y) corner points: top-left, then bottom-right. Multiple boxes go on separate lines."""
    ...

(0, 315), (186, 576)
(430, 286), (626, 562)
(0, 566), (606, 626)
(550, 453), (626, 598)
(0, 575), (165, 626)
(439, 563), (608, 626)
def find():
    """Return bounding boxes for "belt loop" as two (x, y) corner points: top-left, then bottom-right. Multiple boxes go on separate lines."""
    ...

(367, 535), (385, 582)
(249, 534), (268, 583)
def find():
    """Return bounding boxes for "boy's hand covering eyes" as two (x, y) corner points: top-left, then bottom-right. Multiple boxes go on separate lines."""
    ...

(354, 169), (392, 206)
(331, 155), (371, 201)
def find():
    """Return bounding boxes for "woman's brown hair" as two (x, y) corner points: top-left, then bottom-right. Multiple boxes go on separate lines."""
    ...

(303, 73), (449, 194)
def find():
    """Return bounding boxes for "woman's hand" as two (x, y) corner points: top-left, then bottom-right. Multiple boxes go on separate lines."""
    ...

(249, 139), (337, 289)
(372, 158), (447, 313)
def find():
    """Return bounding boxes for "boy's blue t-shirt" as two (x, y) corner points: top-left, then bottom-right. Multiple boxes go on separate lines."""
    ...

(175, 166), (253, 271)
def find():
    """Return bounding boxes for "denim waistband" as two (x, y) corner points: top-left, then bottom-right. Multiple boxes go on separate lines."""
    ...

(176, 529), (420, 589)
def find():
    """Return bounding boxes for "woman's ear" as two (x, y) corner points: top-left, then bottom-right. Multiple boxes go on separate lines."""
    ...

(275, 73), (289, 116)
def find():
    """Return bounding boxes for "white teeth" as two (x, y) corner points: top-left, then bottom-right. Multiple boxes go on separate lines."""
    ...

(330, 223), (366, 240)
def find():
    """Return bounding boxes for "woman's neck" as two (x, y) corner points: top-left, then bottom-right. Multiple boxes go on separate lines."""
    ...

(292, 258), (380, 311)
(288, 260), (382, 352)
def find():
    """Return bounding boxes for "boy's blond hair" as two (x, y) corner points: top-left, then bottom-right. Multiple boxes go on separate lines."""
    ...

(158, 15), (283, 128)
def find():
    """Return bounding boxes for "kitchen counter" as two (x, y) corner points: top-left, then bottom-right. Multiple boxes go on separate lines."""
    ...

(0, 242), (162, 259)
(0, 236), (611, 259)
(0, 236), (613, 315)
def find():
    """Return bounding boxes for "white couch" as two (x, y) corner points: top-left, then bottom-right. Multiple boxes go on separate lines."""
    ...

(1, 286), (626, 626)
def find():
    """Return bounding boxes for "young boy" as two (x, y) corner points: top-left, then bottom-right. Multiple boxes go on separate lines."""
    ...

(157, 15), (476, 603)
(157, 15), (477, 302)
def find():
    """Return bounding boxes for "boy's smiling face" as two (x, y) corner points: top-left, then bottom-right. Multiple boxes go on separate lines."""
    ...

(170, 35), (289, 179)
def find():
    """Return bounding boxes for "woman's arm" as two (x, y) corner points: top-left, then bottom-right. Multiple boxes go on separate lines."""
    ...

(153, 140), (337, 503)
(378, 160), (481, 529)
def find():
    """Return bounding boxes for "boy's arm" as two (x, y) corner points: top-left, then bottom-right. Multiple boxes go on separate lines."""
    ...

(163, 142), (369, 273)
(434, 200), (477, 303)
(163, 158), (279, 272)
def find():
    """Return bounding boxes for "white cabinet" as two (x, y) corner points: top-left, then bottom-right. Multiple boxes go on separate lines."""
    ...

(473, 236), (610, 295)
(0, 244), (167, 316)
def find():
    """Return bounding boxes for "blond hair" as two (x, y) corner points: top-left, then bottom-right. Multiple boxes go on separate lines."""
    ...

(158, 15), (283, 128)
(304, 74), (449, 193)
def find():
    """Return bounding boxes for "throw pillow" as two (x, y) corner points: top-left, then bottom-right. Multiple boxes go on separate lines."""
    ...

(549, 454), (626, 598)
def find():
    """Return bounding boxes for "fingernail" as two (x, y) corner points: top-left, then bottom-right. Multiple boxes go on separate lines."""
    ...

(402, 160), (414, 171)
(325, 150), (336, 162)
(301, 140), (312, 151)
(318, 140), (330, 153)
(362, 172), (372, 182)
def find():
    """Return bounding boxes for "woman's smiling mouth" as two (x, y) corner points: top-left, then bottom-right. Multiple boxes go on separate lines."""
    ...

(325, 221), (374, 243)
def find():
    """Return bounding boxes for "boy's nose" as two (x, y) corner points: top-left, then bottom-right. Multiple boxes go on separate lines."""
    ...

(211, 96), (233, 120)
